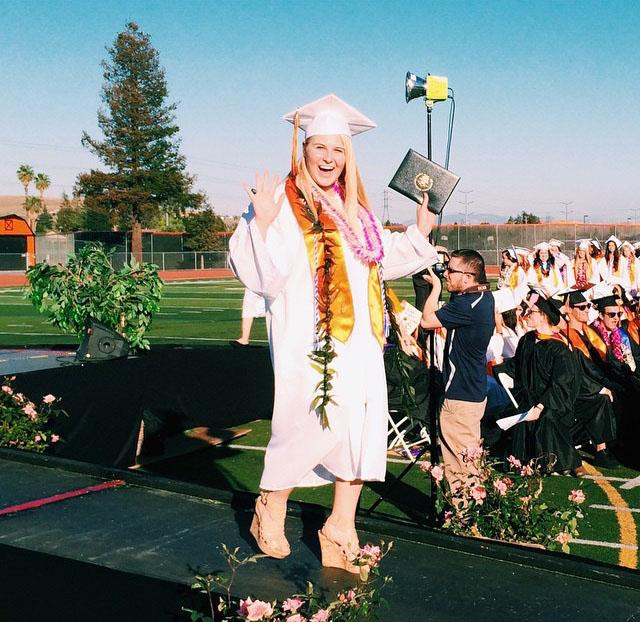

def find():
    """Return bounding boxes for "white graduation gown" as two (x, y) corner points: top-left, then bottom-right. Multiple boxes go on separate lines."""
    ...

(229, 186), (438, 490)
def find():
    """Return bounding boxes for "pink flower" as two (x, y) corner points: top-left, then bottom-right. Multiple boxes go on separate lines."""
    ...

(22, 404), (38, 420)
(310, 610), (330, 622)
(13, 392), (25, 404)
(507, 455), (522, 469)
(555, 532), (571, 545)
(430, 464), (444, 482)
(338, 590), (357, 605)
(282, 598), (304, 613)
(51, 434), (60, 443)
(520, 465), (534, 477)
(34, 434), (42, 442)
(238, 597), (251, 616)
(244, 598), (274, 621)
(286, 615), (306, 622)
(520, 495), (532, 506)
(471, 484), (487, 505)
(1, 385), (13, 395)
(462, 446), (484, 463)
(568, 489), (586, 505)
(493, 479), (508, 496)
(42, 394), (56, 404)
(418, 461), (432, 473)
(360, 543), (382, 566)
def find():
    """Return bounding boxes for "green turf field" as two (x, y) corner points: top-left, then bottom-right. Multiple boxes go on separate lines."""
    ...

(1, 277), (639, 570)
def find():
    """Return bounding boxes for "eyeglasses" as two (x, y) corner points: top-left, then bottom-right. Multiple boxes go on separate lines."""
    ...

(572, 303), (592, 310)
(604, 311), (624, 318)
(443, 263), (477, 277)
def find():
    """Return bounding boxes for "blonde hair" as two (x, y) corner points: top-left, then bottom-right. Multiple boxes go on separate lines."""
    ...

(290, 131), (370, 222)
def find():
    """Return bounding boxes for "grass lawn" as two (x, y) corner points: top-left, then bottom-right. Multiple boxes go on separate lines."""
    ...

(1, 277), (639, 570)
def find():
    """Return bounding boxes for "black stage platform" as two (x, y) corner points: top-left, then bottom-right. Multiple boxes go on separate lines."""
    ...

(1, 449), (639, 622)
(8, 345), (274, 467)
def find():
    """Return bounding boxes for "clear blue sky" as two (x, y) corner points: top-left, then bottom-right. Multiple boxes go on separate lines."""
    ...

(2, 0), (639, 223)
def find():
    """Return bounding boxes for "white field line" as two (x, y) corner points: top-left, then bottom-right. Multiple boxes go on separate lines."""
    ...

(7, 324), (32, 327)
(572, 538), (638, 551)
(583, 475), (634, 483)
(589, 504), (640, 513)
(146, 336), (269, 343)
(161, 297), (243, 302)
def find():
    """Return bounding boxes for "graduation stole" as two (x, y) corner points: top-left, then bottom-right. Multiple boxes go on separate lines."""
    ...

(624, 309), (640, 345)
(285, 177), (387, 429)
(534, 261), (558, 287)
(582, 324), (608, 361)
(535, 331), (569, 347)
(565, 326), (591, 359)
(285, 177), (386, 348)
(509, 266), (521, 289)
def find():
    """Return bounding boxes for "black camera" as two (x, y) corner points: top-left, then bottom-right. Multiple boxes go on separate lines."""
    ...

(433, 262), (447, 277)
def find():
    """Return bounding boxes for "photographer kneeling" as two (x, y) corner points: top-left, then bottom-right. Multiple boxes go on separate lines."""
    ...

(420, 250), (495, 491)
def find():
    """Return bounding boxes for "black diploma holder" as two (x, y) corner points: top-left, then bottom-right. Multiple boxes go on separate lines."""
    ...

(388, 149), (461, 215)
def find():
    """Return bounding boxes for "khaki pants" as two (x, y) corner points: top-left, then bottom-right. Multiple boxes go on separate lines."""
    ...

(439, 398), (486, 491)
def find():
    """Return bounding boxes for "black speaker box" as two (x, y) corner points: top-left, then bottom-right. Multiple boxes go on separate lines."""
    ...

(76, 321), (130, 362)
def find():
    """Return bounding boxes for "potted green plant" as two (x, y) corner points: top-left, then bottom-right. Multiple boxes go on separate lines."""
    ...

(25, 243), (163, 350)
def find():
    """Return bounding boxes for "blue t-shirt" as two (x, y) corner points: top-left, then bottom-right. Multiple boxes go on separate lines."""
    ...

(435, 290), (495, 402)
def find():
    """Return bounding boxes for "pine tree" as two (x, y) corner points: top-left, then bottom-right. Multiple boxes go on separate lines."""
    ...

(77, 22), (202, 260)
(36, 207), (54, 233)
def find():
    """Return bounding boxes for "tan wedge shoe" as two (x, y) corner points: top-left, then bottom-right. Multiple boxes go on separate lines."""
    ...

(249, 491), (290, 559)
(318, 522), (360, 574)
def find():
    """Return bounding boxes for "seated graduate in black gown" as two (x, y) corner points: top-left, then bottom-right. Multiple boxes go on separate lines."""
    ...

(582, 293), (640, 466)
(498, 291), (583, 475)
(562, 291), (619, 468)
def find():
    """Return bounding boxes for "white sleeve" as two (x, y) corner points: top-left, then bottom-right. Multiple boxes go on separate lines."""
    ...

(380, 223), (439, 281)
(228, 186), (303, 302)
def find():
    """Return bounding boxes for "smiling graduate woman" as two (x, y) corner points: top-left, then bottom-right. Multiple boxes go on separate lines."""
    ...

(229, 94), (439, 572)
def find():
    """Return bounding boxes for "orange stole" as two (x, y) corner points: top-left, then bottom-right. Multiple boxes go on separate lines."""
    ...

(625, 309), (640, 345)
(284, 177), (386, 348)
(583, 324), (608, 361)
(536, 331), (569, 346)
(566, 326), (591, 358)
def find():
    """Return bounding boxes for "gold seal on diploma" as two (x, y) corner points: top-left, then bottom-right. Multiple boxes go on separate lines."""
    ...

(414, 172), (434, 193)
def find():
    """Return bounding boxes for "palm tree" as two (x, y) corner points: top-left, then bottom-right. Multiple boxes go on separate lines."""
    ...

(16, 164), (34, 200)
(24, 196), (42, 230)
(34, 173), (51, 208)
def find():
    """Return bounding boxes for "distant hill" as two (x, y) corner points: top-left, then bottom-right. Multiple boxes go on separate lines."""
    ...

(0, 195), (64, 219)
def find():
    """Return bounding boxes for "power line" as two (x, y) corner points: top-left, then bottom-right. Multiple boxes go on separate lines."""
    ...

(456, 189), (474, 224)
(560, 201), (573, 221)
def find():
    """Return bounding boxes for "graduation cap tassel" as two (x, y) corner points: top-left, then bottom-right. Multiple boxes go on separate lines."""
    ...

(291, 110), (300, 176)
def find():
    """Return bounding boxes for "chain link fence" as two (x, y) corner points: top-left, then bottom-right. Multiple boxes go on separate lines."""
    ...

(436, 223), (640, 266)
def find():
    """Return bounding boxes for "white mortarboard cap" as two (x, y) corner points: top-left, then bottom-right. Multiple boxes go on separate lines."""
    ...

(633, 242), (640, 250)
(283, 93), (376, 138)
(534, 242), (550, 251)
(514, 246), (531, 257)
(606, 235), (622, 248)
(576, 238), (590, 250)
(493, 288), (518, 313)
(591, 239), (602, 251)
(502, 247), (517, 261)
(620, 240), (634, 250)
(588, 282), (614, 300)
(548, 238), (563, 247)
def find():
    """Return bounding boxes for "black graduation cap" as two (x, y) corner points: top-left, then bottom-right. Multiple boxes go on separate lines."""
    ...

(592, 295), (621, 311)
(567, 291), (588, 307)
(524, 288), (562, 325)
